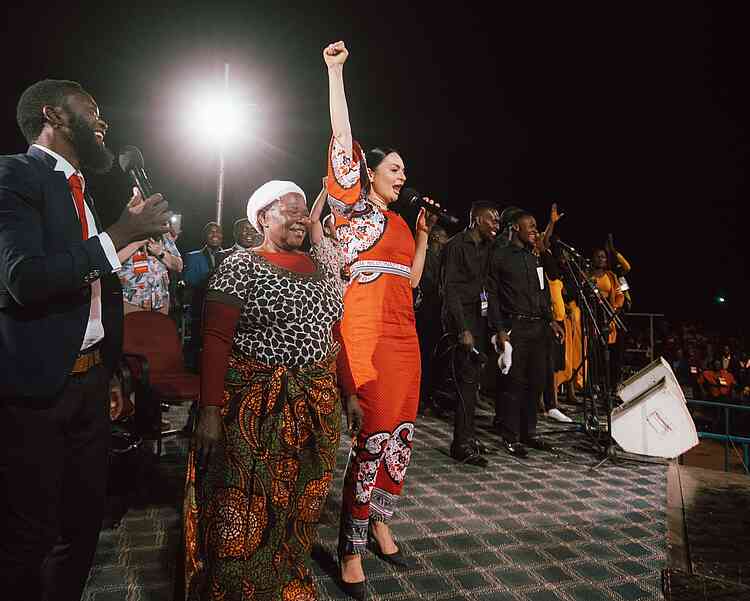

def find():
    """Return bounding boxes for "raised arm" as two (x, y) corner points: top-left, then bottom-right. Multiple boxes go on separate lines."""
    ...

(324, 41), (353, 159)
(308, 182), (328, 246)
(541, 203), (564, 251)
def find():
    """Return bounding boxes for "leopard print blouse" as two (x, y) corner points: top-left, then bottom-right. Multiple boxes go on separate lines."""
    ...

(207, 249), (343, 368)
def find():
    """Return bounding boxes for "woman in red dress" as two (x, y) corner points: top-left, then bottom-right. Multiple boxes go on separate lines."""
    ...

(324, 41), (437, 598)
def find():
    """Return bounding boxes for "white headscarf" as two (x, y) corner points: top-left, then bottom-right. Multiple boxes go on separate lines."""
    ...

(246, 180), (306, 231)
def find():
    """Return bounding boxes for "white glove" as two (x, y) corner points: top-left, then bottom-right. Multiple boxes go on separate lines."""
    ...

(490, 334), (513, 375)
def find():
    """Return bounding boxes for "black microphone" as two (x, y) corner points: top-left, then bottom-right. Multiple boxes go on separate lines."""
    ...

(554, 238), (583, 259)
(398, 187), (459, 226)
(119, 145), (154, 198)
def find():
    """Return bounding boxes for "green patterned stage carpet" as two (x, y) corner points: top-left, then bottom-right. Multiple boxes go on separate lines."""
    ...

(84, 401), (666, 601)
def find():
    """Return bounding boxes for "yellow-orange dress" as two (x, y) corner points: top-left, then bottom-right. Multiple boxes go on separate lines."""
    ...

(556, 300), (584, 389)
(592, 271), (624, 344)
(326, 137), (420, 555)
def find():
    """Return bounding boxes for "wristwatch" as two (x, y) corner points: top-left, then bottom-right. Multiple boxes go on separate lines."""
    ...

(157, 251), (165, 259)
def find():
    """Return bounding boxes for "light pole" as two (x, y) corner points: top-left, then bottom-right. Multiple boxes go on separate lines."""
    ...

(190, 64), (250, 230)
(215, 62), (229, 227)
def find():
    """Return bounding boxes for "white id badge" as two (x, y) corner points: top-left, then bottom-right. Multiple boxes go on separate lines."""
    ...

(537, 266), (545, 290)
(480, 290), (488, 316)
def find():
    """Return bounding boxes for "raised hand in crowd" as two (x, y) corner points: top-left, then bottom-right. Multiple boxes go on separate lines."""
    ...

(605, 232), (616, 255)
(550, 202), (564, 224)
(541, 202), (564, 251)
(146, 237), (164, 258)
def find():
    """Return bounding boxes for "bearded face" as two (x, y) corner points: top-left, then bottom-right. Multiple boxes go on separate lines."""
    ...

(67, 106), (114, 174)
(59, 91), (114, 174)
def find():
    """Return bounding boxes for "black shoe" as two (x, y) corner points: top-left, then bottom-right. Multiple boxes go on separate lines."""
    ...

(338, 555), (368, 601)
(339, 579), (368, 601)
(501, 438), (528, 458)
(522, 437), (558, 453)
(451, 444), (489, 467)
(367, 531), (411, 568)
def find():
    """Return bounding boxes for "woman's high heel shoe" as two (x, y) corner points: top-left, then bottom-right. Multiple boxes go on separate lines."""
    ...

(367, 531), (411, 568)
(338, 554), (368, 601)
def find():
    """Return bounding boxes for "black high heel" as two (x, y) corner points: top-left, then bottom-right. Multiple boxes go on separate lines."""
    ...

(338, 553), (368, 601)
(367, 530), (411, 568)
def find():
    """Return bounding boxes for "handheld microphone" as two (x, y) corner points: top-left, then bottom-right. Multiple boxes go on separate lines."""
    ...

(119, 146), (154, 198)
(399, 187), (460, 226)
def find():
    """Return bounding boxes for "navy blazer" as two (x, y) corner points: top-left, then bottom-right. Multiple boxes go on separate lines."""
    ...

(183, 247), (223, 289)
(0, 146), (123, 400)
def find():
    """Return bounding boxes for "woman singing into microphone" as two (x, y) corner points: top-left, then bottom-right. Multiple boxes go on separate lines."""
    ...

(323, 41), (438, 599)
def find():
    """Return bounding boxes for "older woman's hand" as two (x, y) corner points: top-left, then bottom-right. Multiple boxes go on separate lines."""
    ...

(194, 406), (223, 469)
(345, 394), (363, 437)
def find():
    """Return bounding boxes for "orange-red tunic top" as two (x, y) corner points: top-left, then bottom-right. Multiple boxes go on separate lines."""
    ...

(326, 138), (420, 416)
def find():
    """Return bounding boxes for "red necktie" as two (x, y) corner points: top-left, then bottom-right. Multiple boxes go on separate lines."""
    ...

(68, 174), (89, 240)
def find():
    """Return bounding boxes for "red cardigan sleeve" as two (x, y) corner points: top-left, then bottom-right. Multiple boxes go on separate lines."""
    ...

(200, 300), (241, 407)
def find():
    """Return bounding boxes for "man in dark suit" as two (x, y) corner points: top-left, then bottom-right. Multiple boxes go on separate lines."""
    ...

(0, 79), (171, 601)
(183, 222), (224, 370)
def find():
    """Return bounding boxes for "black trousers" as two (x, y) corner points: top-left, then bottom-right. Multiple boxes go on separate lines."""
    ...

(452, 319), (488, 450)
(453, 347), (482, 449)
(495, 319), (548, 442)
(0, 364), (110, 601)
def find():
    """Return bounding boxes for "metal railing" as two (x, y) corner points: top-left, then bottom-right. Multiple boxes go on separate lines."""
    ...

(684, 399), (750, 473)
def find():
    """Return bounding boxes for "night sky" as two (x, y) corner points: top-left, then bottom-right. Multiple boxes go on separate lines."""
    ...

(2, 3), (747, 333)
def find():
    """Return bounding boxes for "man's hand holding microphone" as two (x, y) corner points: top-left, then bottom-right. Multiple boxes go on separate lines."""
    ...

(106, 187), (171, 251)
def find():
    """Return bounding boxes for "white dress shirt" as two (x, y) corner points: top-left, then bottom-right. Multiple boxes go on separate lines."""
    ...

(32, 144), (121, 350)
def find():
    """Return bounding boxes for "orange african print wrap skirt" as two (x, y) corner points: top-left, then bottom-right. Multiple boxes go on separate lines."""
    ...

(182, 351), (341, 601)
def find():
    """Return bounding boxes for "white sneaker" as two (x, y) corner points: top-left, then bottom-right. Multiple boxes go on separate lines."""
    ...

(547, 408), (573, 423)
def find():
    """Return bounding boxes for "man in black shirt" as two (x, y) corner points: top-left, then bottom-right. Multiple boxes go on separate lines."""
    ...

(442, 202), (500, 466)
(487, 211), (564, 457)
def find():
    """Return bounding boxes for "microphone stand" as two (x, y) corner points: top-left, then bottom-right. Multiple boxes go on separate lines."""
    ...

(561, 250), (629, 468)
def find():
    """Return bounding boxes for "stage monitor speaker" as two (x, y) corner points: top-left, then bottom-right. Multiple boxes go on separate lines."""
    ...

(611, 357), (699, 459)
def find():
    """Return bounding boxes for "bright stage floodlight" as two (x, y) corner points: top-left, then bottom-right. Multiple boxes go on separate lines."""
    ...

(189, 92), (250, 146)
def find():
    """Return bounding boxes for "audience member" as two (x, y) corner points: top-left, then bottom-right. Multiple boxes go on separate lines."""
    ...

(119, 234), (182, 315)
(183, 222), (224, 370)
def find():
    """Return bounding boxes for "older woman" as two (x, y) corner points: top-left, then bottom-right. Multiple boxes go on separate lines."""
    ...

(182, 181), (344, 600)
(324, 41), (437, 598)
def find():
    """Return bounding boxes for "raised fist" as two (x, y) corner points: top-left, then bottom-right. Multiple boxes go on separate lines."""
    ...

(323, 41), (349, 67)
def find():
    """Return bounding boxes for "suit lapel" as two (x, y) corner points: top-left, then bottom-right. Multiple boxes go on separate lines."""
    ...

(27, 149), (83, 241)
(85, 189), (104, 232)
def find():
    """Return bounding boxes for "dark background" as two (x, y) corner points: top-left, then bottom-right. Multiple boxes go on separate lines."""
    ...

(2, 3), (747, 334)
